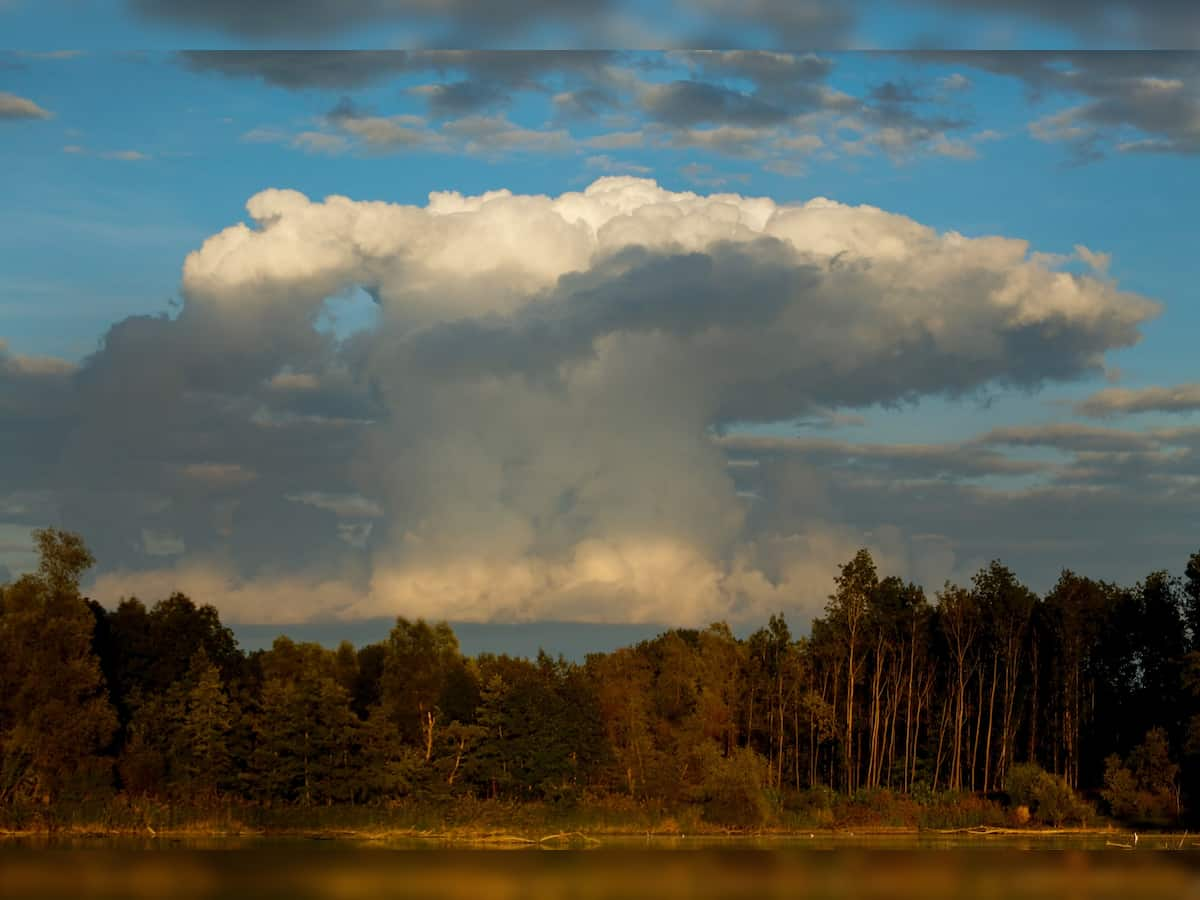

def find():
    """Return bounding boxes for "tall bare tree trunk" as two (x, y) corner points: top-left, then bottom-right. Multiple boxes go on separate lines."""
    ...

(1027, 637), (1039, 775)
(984, 654), (998, 791)
(904, 624), (916, 793)
(868, 639), (885, 788)
(936, 693), (952, 791)
(970, 673), (985, 791)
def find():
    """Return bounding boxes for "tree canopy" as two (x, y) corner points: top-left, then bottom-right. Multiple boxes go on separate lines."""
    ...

(2, 528), (1199, 829)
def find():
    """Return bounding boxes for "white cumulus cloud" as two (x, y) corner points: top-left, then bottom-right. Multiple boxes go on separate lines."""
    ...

(115, 176), (1154, 624)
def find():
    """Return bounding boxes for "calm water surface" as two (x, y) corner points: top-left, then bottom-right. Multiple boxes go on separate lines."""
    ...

(3, 836), (1199, 899)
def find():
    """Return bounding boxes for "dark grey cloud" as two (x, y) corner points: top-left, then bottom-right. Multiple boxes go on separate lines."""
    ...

(0, 343), (77, 495)
(918, 0), (1200, 49)
(975, 422), (1161, 453)
(676, 50), (835, 86)
(181, 49), (616, 90)
(552, 86), (622, 119)
(711, 0), (1200, 50)
(716, 433), (1047, 481)
(390, 240), (815, 383)
(185, 50), (981, 166)
(843, 75), (972, 157)
(671, 51), (855, 115)
(728, 418), (1200, 597)
(417, 79), (510, 116)
(321, 97), (438, 149)
(363, 224), (1150, 426)
(207, 49), (1186, 165)
(909, 51), (1200, 158)
(637, 80), (790, 128)
(135, 0), (856, 47)
(869, 80), (923, 106)
(1075, 383), (1200, 418)
(181, 50), (423, 90)
(0, 296), (381, 586)
(129, 0), (1200, 48)
(657, 55), (973, 161)
(634, 53), (970, 162)
(185, 48), (1200, 170)
(184, 50), (623, 127)
(682, 0), (857, 48)
(708, 288), (1150, 422)
(824, 469), (1200, 590)
(137, 0), (610, 42)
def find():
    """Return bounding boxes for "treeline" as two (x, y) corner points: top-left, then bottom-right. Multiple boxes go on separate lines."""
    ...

(1, 529), (1198, 829)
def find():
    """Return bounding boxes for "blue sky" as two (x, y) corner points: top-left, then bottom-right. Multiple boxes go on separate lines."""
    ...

(3, 27), (1200, 633)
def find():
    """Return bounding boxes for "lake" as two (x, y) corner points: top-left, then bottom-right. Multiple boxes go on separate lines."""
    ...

(2, 836), (1198, 899)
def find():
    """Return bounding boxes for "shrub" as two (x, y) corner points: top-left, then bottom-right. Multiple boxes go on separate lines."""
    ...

(1102, 731), (1182, 826)
(1004, 763), (1089, 827)
(1101, 755), (1140, 820)
(780, 787), (836, 828)
(1005, 763), (1043, 811)
(837, 788), (920, 828)
(917, 791), (1007, 829)
(1033, 774), (1085, 827)
(695, 746), (772, 829)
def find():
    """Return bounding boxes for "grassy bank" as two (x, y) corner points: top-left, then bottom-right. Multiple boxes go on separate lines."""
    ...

(0, 788), (1122, 839)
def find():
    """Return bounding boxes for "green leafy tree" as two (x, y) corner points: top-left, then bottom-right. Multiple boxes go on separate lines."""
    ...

(0, 529), (116, 804)
(585, 647), (654, 797)
(118, 688), (178, 797)
(179, 649), (235, 799)
(249, 639), (360, 805)
(696, 623), (743, 756)
(350, 643), (387, 719)
(1184, 551), (1200, 649)
(1130, 574), (1187, 740)
(826, 549), (878, 792)
(468, 654), (603, 801)
(1128, 727), (1179, 806)
(380, 619), (464, 759)
(358, 704), (421, 799)
(1040, 572), (1117, 789)
(99, 591), (242, 745)
(971, 561), (1036, 791)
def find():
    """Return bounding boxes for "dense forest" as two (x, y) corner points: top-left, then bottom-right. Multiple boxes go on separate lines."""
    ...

(2, 528), (1198, 831)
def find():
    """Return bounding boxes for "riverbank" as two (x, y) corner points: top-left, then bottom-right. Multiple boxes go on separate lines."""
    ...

(0, 786), (1146, 841)
(0, 812), (1134, 844)
(0, 824), (1135, 842)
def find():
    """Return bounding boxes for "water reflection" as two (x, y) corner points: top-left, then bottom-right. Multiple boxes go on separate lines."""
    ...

(2, 840), (1198, 899)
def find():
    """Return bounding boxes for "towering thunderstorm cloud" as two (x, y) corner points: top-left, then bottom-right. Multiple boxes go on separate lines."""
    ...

(2, 178), (1156, 623)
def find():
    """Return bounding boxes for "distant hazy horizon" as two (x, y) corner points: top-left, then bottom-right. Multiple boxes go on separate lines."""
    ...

(231, 618), (673, 661)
